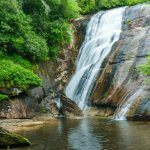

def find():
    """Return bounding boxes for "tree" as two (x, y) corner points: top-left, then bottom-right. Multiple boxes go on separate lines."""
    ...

(0, 0), (48, 61)
(77, 0), (96, 14)
(61, 0), (81, 20)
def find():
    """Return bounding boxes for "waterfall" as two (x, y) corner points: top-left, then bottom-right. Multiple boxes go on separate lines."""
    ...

(113, 88), (144, 120)
(65, 8), (125, 110)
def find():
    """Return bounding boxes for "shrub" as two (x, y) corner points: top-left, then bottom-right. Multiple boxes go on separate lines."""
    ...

(97, 0), (150, 9)
(0, 59), (41, 91)
(0, 94), (9, 102)
(0, 54), (32, 69)
(45, 20), (72, 58)
(77, 0), (150, 14)
(77, 0), (97, 14)
(138, 55), (150, 84)
(61, 0), (81, 20)
(139, 55), (150, 75)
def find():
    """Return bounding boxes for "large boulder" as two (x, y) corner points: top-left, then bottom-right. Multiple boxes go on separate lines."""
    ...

(61, 94), (83, 117)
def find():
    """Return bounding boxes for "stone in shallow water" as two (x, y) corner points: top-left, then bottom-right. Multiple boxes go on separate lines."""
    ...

(61, 94), (83, 117)
(0, 126), (31, 148)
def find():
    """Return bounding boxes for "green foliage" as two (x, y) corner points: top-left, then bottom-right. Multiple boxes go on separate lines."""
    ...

(138, 55), (150, 84)
(77, 0), (97, 14)
(45, 20), (72, 58)
(0, 94), (9, 102)
(77, 0), (150, 14)
(40, 106), (47, 113)
(61, 0), (81, 20)
(21, 0), (75, 59)
(0, 54), (32, 69)
(10, 55), (32, 69)
(23, 32), (48, 61)
(139, 63), (150, 75)
(0, 59), (41, 90)
(97, 0), (149, 9)
(97, 0), (124, 9)
(139, 56), (150, 75)
(0, 0), (48, 61)
(126, 0), (149, 6)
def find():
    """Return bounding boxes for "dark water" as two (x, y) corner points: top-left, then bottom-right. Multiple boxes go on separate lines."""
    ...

(10, 118), (150, 150)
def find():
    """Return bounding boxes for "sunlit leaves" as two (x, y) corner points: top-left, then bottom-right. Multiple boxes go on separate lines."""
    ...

(0, 59), (41, 90)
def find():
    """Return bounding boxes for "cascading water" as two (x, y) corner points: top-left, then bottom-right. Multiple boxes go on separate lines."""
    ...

(113, 88), (144, 120)
(65, 7), (125, 110)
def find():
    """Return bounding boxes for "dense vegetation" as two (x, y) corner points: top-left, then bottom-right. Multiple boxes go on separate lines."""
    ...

(77, 0), (150, 14)
(0, 59), (41, 90)
(0, 94), (9, 102)
(0, 0), (48, 61)
(0, 0), (149, 101)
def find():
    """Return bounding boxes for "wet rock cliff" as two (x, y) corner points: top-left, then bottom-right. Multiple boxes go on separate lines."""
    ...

(89, 4), (150, 120)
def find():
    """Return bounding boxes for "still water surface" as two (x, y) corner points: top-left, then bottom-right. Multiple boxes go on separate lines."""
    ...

(11, 118), (150, 150)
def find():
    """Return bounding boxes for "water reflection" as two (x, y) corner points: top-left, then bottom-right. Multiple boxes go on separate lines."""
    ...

(116, 121), (150, 150)
(68, 119), (102, 150)
(9, 118), (150, 150)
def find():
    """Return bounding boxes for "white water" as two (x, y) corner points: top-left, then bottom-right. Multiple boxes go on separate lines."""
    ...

(113, 88), (144, 120)
(55, 97), (62, 109)
(65, 8), (125, 110)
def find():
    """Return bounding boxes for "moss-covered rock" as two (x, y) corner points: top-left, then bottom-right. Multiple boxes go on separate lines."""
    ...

(0, 126), (31, 148)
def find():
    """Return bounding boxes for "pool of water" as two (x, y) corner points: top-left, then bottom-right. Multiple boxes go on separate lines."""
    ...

(9, 118), (150, 150)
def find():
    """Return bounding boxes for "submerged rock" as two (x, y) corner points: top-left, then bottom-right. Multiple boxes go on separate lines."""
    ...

(0, 126), (30, 148)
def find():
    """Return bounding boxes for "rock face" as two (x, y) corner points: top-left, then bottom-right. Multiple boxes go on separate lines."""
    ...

(90, 4), (150, 119)
(0, 126), (30, 148)
(0, 97), (34, 119)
